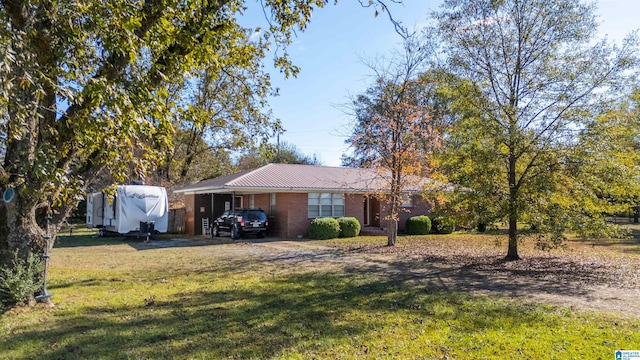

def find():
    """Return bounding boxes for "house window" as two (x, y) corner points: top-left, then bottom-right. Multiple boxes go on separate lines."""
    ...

(270, 193), (276, 215)
(249, 194), (255, 208)
(308, 193), (345, 218)
(401, 194), (413, 208)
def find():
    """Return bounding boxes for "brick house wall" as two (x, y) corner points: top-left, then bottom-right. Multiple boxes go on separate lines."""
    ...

(277, 193), (368, 238)
(194, 194), (212, 235)
(184, 194), (195, 235)
(253, 193), (270, 212)
(378, 195), (432, 231)
(345, 194), (365, 229)
(183, 192), (431, 237)
(283, 193), (309, 238)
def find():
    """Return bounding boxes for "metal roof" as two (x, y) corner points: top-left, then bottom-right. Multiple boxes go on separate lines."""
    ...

(174, 163), (429, 195)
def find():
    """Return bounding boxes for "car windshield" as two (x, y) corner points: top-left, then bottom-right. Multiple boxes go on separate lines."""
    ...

(245, 211), (266, 221)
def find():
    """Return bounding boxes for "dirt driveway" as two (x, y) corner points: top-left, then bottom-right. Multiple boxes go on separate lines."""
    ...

(161, 236), (640, 317)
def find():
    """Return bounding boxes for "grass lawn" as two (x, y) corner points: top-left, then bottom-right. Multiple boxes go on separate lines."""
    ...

(1, 232), (639, 359)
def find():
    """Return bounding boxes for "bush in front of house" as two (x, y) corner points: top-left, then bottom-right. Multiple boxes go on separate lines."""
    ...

(309, 217), (341, 240)
(405, 215), (432, 235)
(431, 216), (455, 234)
(337, 217), (361, 237)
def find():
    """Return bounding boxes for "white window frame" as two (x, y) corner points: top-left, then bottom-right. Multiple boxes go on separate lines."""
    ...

(400, 193), (413, 208)
(308, 193), (345, 218)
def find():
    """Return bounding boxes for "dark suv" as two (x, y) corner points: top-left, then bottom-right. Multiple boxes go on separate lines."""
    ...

(212, 208), (268, 240)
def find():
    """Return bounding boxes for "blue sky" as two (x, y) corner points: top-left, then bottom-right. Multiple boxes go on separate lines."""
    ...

(243, 0), (639, 167)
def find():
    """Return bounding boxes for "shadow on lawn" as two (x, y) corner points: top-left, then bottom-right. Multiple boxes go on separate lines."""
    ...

(6, 271), (552, 360)
(54, 235), (124, 248)
(360, 256), (599, 298)
(125, 236), (330, 251)
(54, 234), (236, 250)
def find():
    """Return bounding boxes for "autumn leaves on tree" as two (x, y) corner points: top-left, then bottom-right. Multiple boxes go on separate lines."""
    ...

(343, 39), (443, 246)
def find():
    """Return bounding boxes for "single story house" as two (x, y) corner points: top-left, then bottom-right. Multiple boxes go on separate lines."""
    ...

(174, 163), (432, 238)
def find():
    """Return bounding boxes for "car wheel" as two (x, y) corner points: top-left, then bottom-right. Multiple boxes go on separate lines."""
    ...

(231, 225), (240, 240)
(212, 225), (219, 238)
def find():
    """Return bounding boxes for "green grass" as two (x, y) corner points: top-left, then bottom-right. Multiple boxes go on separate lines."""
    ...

(1, 234), (639, 359)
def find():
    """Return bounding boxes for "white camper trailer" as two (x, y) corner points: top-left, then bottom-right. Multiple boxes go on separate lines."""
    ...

(86, 185), (169, 237)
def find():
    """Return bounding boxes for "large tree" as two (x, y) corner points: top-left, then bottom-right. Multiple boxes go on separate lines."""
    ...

(343, 38), (441, 246)
(159, 38), (281, 184)
(433, 0), (638, 259)
(0, 0), (399, 306)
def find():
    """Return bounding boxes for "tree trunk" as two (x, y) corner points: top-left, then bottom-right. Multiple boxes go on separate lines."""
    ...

(180, 152), (196, 181)
(386, 176), (400, 247)
(387, 218), (398, 246)
(506, 205), (519, 260)
(505, 154), (520, 260)
(0, 191), (53, 306)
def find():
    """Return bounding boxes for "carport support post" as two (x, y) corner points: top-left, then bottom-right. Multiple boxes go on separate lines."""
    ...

(232, 191), (236, 214)
(214, 193), (216, 229)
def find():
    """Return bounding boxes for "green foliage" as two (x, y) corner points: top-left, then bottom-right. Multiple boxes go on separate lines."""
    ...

(405, 215), (432, 235)
(309, 217), (341, 240)
(235, 141), (322, 171)
(165, 131), (234, 182)
(0, 251), (44, 307)
(337, 217), (361, 238)
(271, 141), (321, 166)
(433, 0), (639, 258)
(0, 0), (403, 303)
(431, 216), (455, 234)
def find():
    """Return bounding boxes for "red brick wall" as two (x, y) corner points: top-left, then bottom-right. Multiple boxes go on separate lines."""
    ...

(283, 193), (311, 238)
(345, 194), (365, 231)
(379, 195), (432, 231)
(185, 194), (195, 235)
(253, 194), (270, 212)
(270, 193), (286, 238)
(194, 194), (212, 235)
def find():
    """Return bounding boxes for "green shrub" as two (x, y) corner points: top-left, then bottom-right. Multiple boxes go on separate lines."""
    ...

(309, 217), (341, 240)
(405, 216), (432, 235)
(0, 250), (44, 307)
(337, 217), (361, 237)
(432, 216), (455, 234)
